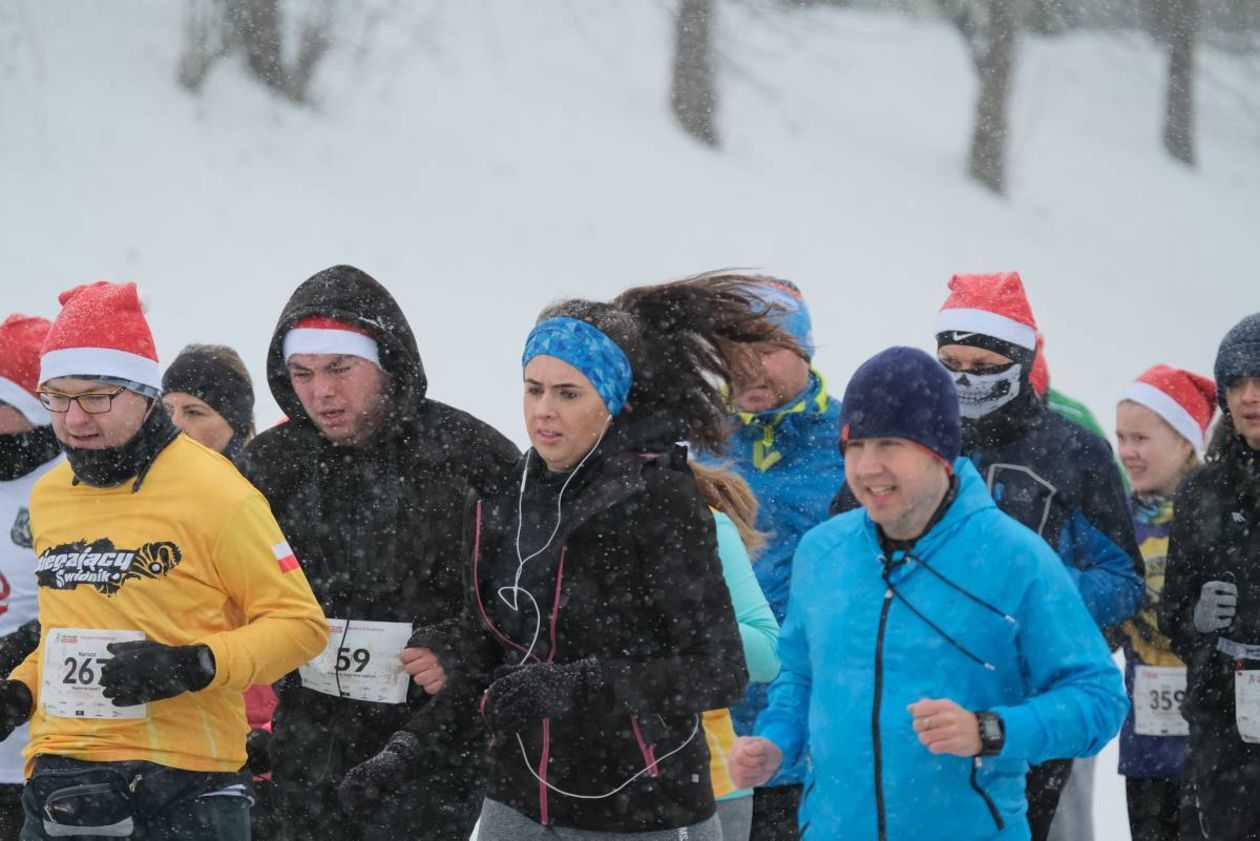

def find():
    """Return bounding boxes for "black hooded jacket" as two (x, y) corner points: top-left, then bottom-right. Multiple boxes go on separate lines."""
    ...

(395, 412), (748, 832)
(239, 266), (518, 825)
(1158, 433), (1260, 817)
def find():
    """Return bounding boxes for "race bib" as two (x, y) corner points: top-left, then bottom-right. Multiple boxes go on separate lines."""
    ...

(40, 628), (147, 720)
(1237, 668), (1260, 743)
(298, 619), (411, 704)
(1133, 665), (1189, 737)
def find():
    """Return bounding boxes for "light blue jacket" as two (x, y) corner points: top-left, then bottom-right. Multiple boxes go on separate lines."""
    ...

(714, 512), (781, 686)
(756, 459), (1128, 840)
(713, 511), (781, 802)
(711, 371), (844, 785)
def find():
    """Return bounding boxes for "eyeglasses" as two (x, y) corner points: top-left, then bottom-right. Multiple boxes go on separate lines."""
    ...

(36, 386), (127, 415)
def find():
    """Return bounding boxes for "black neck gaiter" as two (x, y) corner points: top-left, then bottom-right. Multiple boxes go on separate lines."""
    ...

(0, 425), (62, 482)
(961, 384), (1042, 450)
(63, 405), (181, 490)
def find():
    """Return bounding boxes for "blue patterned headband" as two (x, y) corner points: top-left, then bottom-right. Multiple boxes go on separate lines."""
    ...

(522, 317), (633, 416)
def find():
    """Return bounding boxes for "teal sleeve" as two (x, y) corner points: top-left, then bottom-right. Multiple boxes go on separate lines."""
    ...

(714, 512), (781, 684)
(754, 528), (814, 767)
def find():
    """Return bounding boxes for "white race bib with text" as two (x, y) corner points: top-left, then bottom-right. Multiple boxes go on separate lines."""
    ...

(298, 619), (411, 704)
(1133, 665), (1189, 737)
(41, 628), (147, 720)
(1236, 668), (1260, 743)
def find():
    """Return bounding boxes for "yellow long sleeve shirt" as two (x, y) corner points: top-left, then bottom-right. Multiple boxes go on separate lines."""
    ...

(10, 434), (329, 776)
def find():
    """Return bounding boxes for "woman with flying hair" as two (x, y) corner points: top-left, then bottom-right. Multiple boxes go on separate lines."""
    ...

(340, 273), (793, 840)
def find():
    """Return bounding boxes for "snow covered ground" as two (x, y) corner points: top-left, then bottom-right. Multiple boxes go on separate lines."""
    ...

(3, 2), (1258, 837)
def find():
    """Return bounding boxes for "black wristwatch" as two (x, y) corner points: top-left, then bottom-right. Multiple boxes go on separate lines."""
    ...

(976, 711), (1005, 757)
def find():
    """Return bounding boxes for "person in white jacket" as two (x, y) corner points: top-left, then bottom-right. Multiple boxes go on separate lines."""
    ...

(0, 314), (61, 836)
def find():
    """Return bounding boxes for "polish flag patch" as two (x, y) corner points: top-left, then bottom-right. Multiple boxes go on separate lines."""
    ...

(273, 541), (299, 573)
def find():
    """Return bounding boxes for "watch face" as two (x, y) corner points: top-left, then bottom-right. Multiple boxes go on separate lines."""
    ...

(980, 714), (1001, 742)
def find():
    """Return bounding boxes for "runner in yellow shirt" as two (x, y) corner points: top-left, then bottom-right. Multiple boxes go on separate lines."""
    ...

(0, 281), (328, 840)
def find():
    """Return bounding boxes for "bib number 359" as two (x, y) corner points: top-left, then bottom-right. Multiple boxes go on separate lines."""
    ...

(1133, 665), (1189, 737)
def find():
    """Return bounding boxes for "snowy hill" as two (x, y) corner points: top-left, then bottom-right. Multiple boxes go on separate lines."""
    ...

(2, 3), (1258, 836)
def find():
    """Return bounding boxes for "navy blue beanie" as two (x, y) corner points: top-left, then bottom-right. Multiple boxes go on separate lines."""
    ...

(1215, 313), (1260, 410)
(840, 346), (961, 463)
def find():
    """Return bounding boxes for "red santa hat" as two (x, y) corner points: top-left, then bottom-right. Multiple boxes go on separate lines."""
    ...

(1030, 333), (1049, 397)
(0, 314), (53, 425)
(39, 281), (161, 393)
(282, 316), (381, 368)
(1120, 365), (1216, 458)
(935, 271), (1039, 352)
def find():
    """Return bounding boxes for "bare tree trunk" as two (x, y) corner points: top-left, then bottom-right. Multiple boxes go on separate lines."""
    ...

(671, 0), (719, 147)
(968, 0), (1017, 194)
(1162, 0), (1197, 165)
(177, 0), (229, 93)
(177, 0), (330, 103)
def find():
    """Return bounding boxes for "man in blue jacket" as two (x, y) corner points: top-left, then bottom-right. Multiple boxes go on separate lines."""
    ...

(932, 273), (1143, 839)
(729, 346), (1128, 841)
(713, 276), (845, 841)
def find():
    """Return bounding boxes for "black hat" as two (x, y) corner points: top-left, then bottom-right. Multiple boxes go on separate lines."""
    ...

(840, 346), (961, 463)
(162, 348), (254, 438)
(1215, 313), (1260, 411)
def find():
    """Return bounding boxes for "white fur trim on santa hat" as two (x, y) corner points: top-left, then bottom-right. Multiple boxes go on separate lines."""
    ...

(1121, 380), (1206, 458)
(283, 328), (381, 368)
(0, 377), (48, 426)
(39, 346), (163, 392)
(935, 307), (1038, 350)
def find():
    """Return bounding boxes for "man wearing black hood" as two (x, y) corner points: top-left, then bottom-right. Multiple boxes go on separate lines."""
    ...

(241, 265), (519, 841)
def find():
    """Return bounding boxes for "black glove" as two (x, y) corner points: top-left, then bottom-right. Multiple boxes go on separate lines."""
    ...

(100, 641), (215, 707)
(484, 659), (601, 738)
(0, 680), (33, 742)
(338, 731), (421, 814)
(0, 620), (41, 677)
(245, 728), (273, 775)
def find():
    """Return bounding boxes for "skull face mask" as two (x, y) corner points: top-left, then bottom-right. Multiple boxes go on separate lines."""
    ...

(950, 363), (1023, 419)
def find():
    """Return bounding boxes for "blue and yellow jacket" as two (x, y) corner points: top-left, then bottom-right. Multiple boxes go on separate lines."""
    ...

(757, 459), (1128, 840)
(709, 371), (844, 785)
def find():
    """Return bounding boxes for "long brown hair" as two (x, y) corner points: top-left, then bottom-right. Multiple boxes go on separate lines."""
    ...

(538, 271), (798, 454)
(689, 460), (766, 559)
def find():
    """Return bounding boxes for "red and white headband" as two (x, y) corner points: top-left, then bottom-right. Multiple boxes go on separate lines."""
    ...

(283, 317), (381, 368)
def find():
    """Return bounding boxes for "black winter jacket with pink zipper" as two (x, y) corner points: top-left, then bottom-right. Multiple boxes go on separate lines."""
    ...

(399, 414), (748, 832)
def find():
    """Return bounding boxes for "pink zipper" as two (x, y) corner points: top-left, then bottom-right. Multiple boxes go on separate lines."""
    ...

(630, 716), (661, 778)
(472, 501), (568, 663)
(546, 548), (566, 663)
(539, 718), (552, 824)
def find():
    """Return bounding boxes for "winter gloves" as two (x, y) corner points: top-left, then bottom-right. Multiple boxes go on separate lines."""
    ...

(246, 728), (273, 776)
(1194, 580), (1238, 633)
(100, 641), (216, 707)
(0, 679), (33, 742)
(483, 659), (602, 740)
(0, 620), (41, 677)
(337, 731), (422, 813)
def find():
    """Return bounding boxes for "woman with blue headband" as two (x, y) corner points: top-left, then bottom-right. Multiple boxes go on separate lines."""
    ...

(339, 274), (793, 839)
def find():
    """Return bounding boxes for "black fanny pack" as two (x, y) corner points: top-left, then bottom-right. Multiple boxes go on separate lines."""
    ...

(29, 757), (253, 838)
(28, 766), (135, 838)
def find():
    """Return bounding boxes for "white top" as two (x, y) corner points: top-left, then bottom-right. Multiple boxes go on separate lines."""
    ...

(0, 451), (62, 783)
